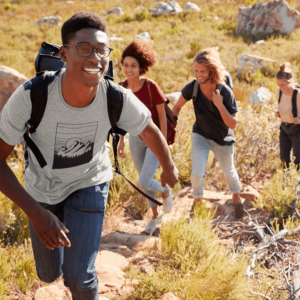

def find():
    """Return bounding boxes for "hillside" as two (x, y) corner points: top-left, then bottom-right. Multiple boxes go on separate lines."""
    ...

(1, 0), (300, 299)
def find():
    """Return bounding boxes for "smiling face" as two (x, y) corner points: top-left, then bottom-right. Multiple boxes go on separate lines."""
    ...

(60, 28), (109, 87)
(276, 78), (293, 94)
(122, 56), (140, 80)
(194, 62), (210, 85)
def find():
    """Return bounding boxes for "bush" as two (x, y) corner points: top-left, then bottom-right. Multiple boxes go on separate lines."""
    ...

(122, 203), (251, 300)
(256, 165), (300, 219)
(186, 40), (202, 59)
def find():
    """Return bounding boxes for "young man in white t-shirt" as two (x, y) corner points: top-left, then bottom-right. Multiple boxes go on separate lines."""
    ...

(0, 12), (178, 300)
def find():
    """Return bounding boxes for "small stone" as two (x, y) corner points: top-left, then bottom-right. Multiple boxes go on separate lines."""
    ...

(35, 285), (63, 300)
(212, 203), (224, 215)
(156, 292), (181, 300)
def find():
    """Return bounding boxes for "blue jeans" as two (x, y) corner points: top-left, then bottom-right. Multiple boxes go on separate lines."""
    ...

(129, 134), (165, 208)
(29, 182), (109, 300)
(191, 132), (240, 198)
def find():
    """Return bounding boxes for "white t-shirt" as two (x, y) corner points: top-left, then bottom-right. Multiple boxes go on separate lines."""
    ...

(0, 69), (151, 204)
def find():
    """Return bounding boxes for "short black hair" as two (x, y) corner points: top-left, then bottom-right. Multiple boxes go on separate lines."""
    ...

(61, 11), (109, 45)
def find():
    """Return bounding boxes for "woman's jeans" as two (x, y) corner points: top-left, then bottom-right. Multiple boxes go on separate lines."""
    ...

(29, 182), (109, 300)
(191, 132), (240, 198)
(280, 122), (300, 168)
(129, 134), (165, 208)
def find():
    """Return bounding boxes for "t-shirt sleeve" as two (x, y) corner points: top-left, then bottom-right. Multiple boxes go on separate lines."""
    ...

(0, 84), (31, 146)
(222, 87), (238, 115)
(116, 88), (151, 136)
(181, 80), (195, 101)
(149, 81), (166, 105)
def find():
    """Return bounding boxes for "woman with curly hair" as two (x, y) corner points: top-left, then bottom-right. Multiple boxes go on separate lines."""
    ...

(118, 39), (173, 233)
(275, 62), (300, 169)
(172, 47), (244, 219)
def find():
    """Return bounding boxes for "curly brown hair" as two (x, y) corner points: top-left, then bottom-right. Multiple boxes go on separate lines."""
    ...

(121, 39), (157, 75)
(276, 62), (294, 84)
(194, 47), (226, 85)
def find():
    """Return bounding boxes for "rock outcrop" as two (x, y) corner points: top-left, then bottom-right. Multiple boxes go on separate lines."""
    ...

(0, 65), (28, 112)
(251, 87), (273, 105)
(236, 0), (300, 37)
(104, 7), (124, 16)
(166, 92), (181, 104)
(149, 1), (183, 15)
(134, 32), (151, 43)
(237, 53), (276, 74)
(184, 2), (201, 12)
(34, 16), (62, 26)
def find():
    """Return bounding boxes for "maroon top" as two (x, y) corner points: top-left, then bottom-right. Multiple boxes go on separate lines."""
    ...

(119, 78), (166, 128)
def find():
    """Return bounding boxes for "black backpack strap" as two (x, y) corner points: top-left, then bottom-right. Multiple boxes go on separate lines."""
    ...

(105, 76), (162, 206)
(278, 90), (282, 104)
(292, 89), (298, 118)
(24, 70), (60, 168)
(192, 79), (199, 101)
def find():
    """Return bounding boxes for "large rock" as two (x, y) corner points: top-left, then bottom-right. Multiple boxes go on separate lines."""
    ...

(134, 32), (151, 43)
(156, 292), (181, 300)
(34, 16), (62, 26)
(149, 1), (182, 15)
(35, 283), (71, 300)
(251, 87), (273, 104)
(237, 54), (276, 74)
(236, 0), (300, 37)
(166, 92), (181, 104)
(95, 250), (129, 269)
(184, 2), (201, 12)
(104, 7), (124, 16)
(0, 66), (28, 112)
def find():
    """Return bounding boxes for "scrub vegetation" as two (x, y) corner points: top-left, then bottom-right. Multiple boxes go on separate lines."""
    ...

(1, 0), (300, 298)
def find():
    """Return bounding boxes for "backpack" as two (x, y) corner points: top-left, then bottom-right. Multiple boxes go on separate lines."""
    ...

(278, 89), (299, 118)
(120, 78), (177, 145)
(24, 41), (162, 206)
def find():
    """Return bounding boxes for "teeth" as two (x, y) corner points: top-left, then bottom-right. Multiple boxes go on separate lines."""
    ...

(84, 68), (101, 75)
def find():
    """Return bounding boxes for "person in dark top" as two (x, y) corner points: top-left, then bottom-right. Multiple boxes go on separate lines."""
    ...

(172, 47), (244, 219)
(118, 39), (174, 233)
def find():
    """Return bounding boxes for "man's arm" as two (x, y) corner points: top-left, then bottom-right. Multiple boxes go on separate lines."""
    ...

(0, 138), (71, 250)
(172, 94), (188, 117)
(139, 121), (178, 188)
(212, 90), (238, 129)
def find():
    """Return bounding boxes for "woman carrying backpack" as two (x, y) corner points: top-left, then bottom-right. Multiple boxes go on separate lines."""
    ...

(275, 62), (300, 169)
(118, 39), (173, 234)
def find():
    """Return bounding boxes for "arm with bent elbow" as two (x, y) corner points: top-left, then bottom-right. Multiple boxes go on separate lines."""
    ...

(0, 138), (71, 250)
(212, 90), (238, 129)
(172, 94), (188, 118)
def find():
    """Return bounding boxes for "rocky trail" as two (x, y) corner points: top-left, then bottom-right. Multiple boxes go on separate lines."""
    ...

(23, 181), (266, 300)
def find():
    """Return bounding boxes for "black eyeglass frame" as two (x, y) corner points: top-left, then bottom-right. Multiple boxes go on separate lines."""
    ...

(63, 44), (113, 58)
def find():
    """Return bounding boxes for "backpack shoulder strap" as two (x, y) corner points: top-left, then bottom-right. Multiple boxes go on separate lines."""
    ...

(104, 75), (126, 136)
(216, 83), (224, 95)
(278, 89), (282, 104)
(146, 79), (155, 107)
(192, 79), (199, 101)
(292, 89), (298, 118)
(28, 69), (61, 133)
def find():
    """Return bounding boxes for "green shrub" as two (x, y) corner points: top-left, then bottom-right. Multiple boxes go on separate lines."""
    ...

(256, 165), (300, 219)
(121, 13), (132, 23)
(217, 20), (237, 32)
(134, 9), (149, 22)
(122, 203), (251, 300)
(186, 40), (202, 59)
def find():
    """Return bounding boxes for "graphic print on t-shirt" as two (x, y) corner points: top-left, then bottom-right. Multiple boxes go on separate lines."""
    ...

(52, 122), (98, 169)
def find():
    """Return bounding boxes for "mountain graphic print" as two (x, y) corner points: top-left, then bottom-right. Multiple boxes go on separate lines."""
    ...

(52, 122), (98, 169)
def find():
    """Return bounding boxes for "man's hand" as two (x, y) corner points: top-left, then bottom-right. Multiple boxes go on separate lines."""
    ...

(212, 90), (223, 109)
(161, 166), (178, 189)
(294, 117), (300, 124)
(275, 111), (280, 118)
(29, 206), (71, 250)
(117, 139), (126, 159)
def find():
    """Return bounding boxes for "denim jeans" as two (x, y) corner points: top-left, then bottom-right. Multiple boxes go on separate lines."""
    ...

(280, 122), (300, 168)
(191, 132), (240, 198)
(129, 134), (165, 208)
(29, 182), (109, 300)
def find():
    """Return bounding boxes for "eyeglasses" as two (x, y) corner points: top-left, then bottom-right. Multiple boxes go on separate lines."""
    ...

(64, 44), (113, 58)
